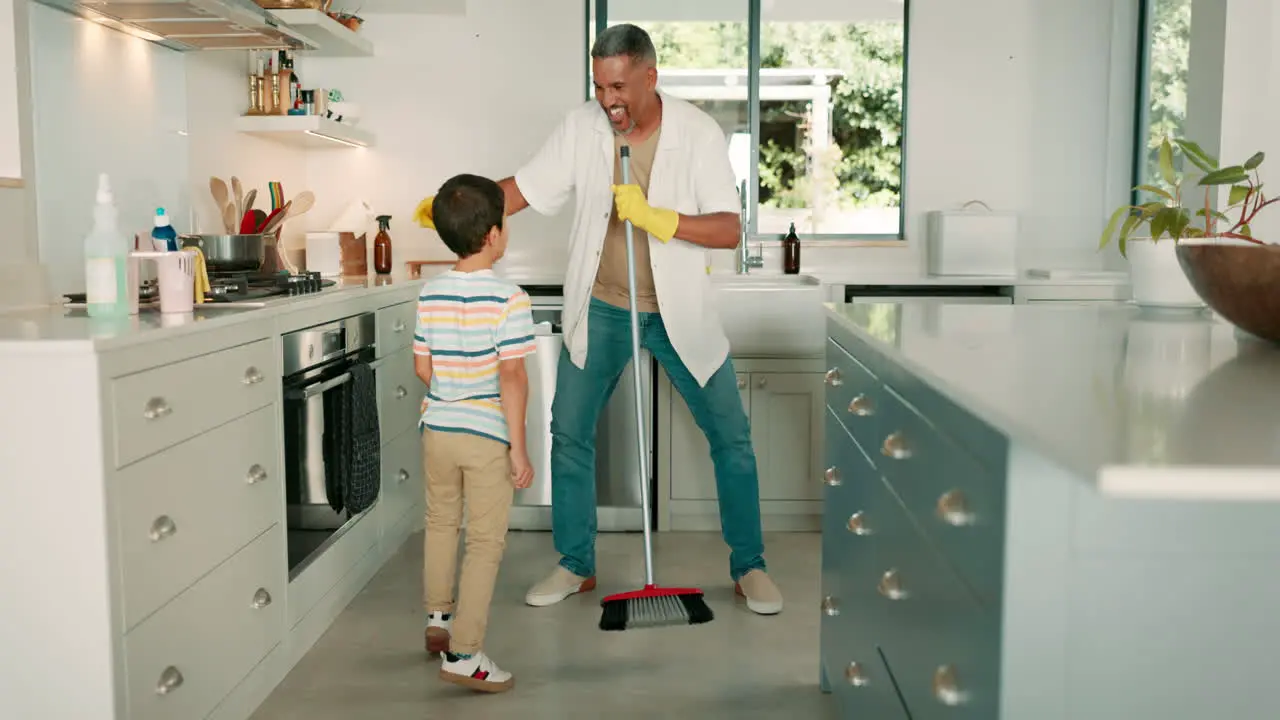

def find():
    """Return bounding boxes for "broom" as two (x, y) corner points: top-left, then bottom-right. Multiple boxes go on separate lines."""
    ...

(599, 145), (714, 632)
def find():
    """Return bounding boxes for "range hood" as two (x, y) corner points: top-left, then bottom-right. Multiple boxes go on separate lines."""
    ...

(31, 0), (317, 52)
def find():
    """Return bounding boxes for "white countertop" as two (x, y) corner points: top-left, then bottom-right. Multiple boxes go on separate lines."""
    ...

(827, 302), (1280, 499)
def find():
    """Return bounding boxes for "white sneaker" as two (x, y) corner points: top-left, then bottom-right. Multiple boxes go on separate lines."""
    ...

(524, 565), (597, 607)
(735, 569), (784, 615)
(424, 611), (451, 656)
(439, 651), (514, 693)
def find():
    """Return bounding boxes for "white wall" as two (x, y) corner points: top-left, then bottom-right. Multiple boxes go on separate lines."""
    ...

(295, 0), (583, 277)
(28, 3), (190, 295)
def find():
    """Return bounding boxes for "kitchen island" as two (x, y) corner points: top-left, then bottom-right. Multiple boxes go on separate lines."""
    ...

(0, 273), (439, 720)
(820, 301), (1280, 719)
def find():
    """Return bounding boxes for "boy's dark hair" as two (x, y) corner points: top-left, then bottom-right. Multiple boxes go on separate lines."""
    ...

(432, 174), (505, 258)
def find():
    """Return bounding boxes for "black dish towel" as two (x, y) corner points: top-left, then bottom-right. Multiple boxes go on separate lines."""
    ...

(322, 383), (347, 514)
(342, 362), (381, 515)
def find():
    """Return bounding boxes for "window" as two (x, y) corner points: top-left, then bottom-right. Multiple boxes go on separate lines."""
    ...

(591, 0), (909, 239)
(1133, 0), (1192, 203)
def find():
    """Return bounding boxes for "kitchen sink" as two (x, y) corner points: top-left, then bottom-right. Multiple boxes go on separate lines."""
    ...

(709, 273), (825, 358)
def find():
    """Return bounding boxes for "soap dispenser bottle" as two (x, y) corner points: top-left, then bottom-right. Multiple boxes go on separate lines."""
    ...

(84, 173), (130, 318)
(782, 222), (801, 274)
(374, 215), (393, 275)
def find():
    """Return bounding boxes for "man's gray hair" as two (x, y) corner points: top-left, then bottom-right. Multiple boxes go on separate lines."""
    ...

(590, 23), (658, 65)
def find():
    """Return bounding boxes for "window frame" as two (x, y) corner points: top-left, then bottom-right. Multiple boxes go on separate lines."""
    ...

(1130, 0), (1155, 208)
(587, 0), (911, 242)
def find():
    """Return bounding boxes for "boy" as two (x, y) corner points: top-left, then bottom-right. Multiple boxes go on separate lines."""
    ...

(413, 173), (536, 693)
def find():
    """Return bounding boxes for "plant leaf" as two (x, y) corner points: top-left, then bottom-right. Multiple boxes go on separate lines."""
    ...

(1135, 184), (1174, 201)
(1150, 206), (1173, 240)
(1240, 224), (1252, 237)
(1199, 165), (1249, 186)
(1244, 151), (1265, 170)
(1099, 205), (1128, 249)
(1140, 201), (1164, 218)
(1118, 234), (1127, 258)
(1169, 207), (1192, 239)
(1195, 208), (1231, 222)
(1184, 226), (1206, 238)
(1229, 185), (1251, 206)
(1159, 138), (1177, 186)
(1173, 139), (1219, 170)
(1119, 212), (1142, 241)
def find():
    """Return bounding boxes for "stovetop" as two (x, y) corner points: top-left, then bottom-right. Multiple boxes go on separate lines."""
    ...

(206, 271), (336, 303)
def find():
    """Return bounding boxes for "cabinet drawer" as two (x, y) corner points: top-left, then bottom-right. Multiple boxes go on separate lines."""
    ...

(116, 406), (281, 630)
(124, 525), (285, 720)
(382, 426), (424, 524)
(873, 390), (1006, 605)
(890, 601), (1000, 720)
(111, 339), (274, 468)
(824, 338), (883, 455)
(377, 300), (417, 357)
(376, 348), (424, 440)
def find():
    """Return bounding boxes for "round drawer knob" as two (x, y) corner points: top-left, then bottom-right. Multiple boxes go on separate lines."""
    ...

(393, 320), (406, 333)
(242, 366), (264, 385)
(824, 368), (843, 387)
(937, 489), (975, 526)
(847, 394), (875, 417)
(845, 661), (870, 687)
(933, 665), (967, 706)
(245, 464), (268, 484)
(156, 666), (184, 695)
(252, 588), (273, 609)
(821, 596), (841, 616)
(823, 467), (842, 487)
(143, 397), (172, 420)
(398, 469), (410, 483)
(877, 569), (909, 600)
(149, 515), (177, 542)
(737, 377), (747, 389)
(396, 385), (408, 399)
(881, 431), (911, 460)
(846, 511), (872, 535)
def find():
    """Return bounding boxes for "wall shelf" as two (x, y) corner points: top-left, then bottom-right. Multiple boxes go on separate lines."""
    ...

(235, 115), (375, 149)
(268, 9), (374, 57)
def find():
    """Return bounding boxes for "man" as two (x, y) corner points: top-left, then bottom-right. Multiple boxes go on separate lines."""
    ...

(415, 24), (783, 615)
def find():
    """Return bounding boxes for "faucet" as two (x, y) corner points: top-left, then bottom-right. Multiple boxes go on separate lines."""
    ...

(736, 180), (763, 274)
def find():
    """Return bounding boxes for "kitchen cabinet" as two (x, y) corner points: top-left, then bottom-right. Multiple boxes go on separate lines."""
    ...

(664, 365), (824, 523)
(1, 280), (432, 720)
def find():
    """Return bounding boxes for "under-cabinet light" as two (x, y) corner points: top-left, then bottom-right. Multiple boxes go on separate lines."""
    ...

(305, 131), (366, 149)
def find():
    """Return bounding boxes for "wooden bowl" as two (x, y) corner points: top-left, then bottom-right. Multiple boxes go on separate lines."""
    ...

(1175, 239), (1280, 342)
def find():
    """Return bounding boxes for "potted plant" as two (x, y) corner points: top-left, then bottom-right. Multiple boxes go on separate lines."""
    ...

(1099, 136), (1270, 307)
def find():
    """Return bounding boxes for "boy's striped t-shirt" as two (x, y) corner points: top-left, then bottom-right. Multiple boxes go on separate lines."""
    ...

(413, 270), (536, 444)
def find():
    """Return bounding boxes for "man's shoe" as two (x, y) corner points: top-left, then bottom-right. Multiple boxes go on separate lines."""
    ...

(439, 651), (514, 693)
(735, 569), (783, 615)
(525, 566), (596, 607)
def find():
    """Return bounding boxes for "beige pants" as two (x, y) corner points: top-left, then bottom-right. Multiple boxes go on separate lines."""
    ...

(422, 428), (514, 655)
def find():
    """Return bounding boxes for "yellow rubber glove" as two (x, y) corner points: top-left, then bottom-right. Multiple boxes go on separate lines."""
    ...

(611, 184), (679, 243)
(413, 195), (437, 229)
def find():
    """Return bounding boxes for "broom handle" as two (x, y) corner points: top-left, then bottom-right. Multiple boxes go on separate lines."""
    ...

(619, 147), (655, 587)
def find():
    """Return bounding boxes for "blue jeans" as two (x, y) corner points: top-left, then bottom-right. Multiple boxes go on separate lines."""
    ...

(550, 298), (766, 582)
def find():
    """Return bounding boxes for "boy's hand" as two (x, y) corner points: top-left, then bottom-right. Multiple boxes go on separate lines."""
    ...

(611, 184), (679, 242)
(413, 195), (436, 229)
(510, 449), (534, 489)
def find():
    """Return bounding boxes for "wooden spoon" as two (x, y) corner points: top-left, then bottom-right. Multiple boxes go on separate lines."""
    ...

(209, 177), (230, 214)
(231, 176), (244, 219)
(221, 203), (237, 234)
(243, 188), (258, 214)
(259, 200), (292, 236)
(287, 191), (315, 218)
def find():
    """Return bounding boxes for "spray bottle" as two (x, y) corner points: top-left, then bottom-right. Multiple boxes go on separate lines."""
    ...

(84, 173), (130, 318)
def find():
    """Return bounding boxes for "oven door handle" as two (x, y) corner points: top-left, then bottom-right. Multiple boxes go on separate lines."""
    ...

(288, 372), (352, 401)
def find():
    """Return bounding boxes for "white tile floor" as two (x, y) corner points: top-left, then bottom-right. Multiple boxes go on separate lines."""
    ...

(250, 530), (835, 719)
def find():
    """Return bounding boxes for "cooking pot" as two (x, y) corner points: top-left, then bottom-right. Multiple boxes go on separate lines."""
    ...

(180, 234), (271, 272)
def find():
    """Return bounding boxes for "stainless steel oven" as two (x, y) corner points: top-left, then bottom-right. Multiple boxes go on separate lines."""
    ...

(281, 312), (377, 578)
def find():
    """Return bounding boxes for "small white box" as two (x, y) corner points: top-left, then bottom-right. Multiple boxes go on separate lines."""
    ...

(925, 207), (1018, 277)
(305, 232), (342, 277)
